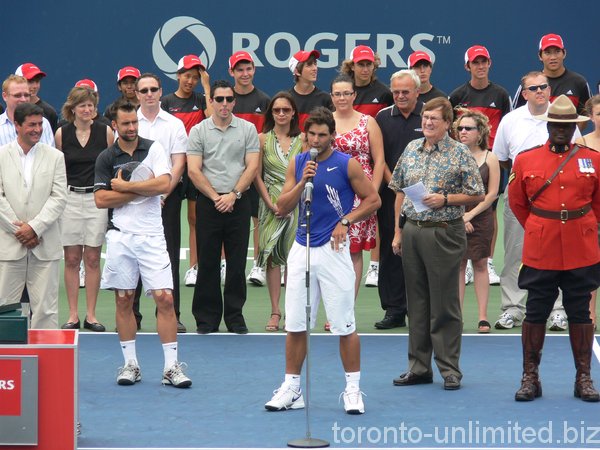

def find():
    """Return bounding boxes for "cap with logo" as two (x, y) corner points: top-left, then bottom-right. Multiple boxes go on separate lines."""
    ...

(75, 79), (98, 92)
(351, 45), (375, 63)
(15, 63), (46, 80)
(534, 94), (589, 123)
(539, 33), (565, 52)
(229, 51), (254, 69)
(117, 66), (141, 82)
(177, 55), (206, 72)
(464, 45), (491, 64)
(288, 50), (321, 74)
(408, 51), (432, 68)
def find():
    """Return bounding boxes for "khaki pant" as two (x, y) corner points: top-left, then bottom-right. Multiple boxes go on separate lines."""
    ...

(0, 253), (59, 329)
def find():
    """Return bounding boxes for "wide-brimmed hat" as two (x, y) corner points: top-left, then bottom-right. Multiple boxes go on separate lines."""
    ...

(534, 94), (589, 123)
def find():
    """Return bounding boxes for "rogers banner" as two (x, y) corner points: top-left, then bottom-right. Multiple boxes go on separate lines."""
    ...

(0, 359), (21, 416)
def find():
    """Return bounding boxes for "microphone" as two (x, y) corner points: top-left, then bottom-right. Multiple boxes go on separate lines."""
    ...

(304, 148), (319, 204)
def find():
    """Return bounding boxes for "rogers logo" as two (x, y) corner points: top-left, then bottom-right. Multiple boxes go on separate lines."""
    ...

(0, 380), (15, 390)
(152, 16), (217, 80)
(153, 16), (447, 79)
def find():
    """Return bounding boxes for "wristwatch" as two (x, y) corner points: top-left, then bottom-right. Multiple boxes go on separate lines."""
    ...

(232, 190), (242, 200)
(340, 218), (350, 227)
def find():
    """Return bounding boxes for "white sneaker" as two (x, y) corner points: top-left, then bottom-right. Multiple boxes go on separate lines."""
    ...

(79, 261), (85, 288)
(494, 312), (522, 330)
(487, 259), (500, 285)
(465, 260), (474, 285)
(341, 388), (365, 415)
(247, 265), (266, 286)
(162, 362), (192, 388)
(365, 265), (378, 287)
(220, 261), (226, 286)
(265, 383), (305, 411)
(549, 314), (568, 331)
(117, 360), (141, 385)
(184, 265), (197, 287)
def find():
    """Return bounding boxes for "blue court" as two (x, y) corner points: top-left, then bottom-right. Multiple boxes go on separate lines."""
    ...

(77, 333), (600, 449)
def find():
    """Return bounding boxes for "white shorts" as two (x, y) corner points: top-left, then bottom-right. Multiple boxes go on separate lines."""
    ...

(60, 191), (108, 247)
(101, 230), (173, 296)
(284, 241), (356, 335)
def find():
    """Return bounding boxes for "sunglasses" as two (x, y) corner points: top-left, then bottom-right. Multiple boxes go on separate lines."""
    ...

(457, 126), (477, 132)
(213, 96), (235, 103)
(525, 83), (549, 92)
(137, 87), (160, 94)
(273, 107), (292, 115)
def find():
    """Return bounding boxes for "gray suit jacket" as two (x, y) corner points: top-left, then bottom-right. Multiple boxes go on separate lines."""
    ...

(0, 141), (67, 261)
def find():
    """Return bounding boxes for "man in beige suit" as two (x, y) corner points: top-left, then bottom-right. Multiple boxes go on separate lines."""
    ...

(0, 103), (67, 328)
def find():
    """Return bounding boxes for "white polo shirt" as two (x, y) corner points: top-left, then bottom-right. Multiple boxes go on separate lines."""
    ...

(137, 107), (187, 165)
(493, 104), (581, 162)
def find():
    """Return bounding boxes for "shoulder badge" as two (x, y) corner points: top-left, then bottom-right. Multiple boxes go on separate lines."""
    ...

(508, 171), (516, 184)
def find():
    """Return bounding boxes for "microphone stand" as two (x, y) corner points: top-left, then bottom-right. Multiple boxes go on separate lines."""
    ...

(288, 182), (329, 449)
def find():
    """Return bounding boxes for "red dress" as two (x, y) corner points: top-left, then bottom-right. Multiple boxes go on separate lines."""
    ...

(334, 114), (377, 252)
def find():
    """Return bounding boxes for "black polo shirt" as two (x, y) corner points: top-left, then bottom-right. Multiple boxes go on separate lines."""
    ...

(375, 102), (424, 172)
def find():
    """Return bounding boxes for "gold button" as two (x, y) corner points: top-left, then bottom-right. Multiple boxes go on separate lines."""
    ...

(560, 186), (564, 189)
(561, 204), (566, 207)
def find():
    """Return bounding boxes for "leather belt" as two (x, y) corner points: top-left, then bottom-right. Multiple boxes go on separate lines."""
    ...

(406, 217), (463, 228)
(68, 185), (94, 194)
(529, 204), (591, 221)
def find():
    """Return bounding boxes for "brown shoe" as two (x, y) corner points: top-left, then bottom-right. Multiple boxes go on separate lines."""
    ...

(569, 322), (600, 402)
(515, 322), (545, 401)
(393, 371), (433, 386)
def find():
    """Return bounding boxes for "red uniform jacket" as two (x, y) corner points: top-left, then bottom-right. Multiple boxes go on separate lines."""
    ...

(508, 141), (600, 270)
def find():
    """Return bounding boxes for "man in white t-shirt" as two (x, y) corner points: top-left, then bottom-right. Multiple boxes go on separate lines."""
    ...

(493, 71), (580, 331)
(94, 100), (192, 388)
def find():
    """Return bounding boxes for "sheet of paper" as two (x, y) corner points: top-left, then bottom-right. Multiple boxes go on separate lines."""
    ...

(403, 182), (430, 213)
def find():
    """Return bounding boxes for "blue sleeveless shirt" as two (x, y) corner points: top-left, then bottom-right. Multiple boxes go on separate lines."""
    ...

(294, 150), (354, 247)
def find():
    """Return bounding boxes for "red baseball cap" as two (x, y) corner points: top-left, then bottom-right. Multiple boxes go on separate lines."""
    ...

(351, 45), (375, 63)
(229, 51), (254, 69)
(288, 50), (321, 74)
(75, 79), (98, 92)
(15, 63), (46, 80)
(408, 51), (432, 68)
(539, 33), (565, 51)
(117, 66), (141, 82)
(177, 55), (206, 72)
(464, 45), (491, 64)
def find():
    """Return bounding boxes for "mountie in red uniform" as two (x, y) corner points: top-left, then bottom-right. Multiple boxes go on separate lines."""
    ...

(233, 87), (270, 132)
(160, 92), (207, 135)
(353, 79), (393, 118)
(449, 81), (511, 148)
(508, 142), (600, 271)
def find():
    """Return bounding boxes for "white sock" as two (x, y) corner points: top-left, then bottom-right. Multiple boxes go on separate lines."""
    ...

(345, 371), (360, 391)
(369, 261), (379, 269)
(162, 342), (178, 370)
(285, 373), (301, 389)
(120, 340), (137, 365)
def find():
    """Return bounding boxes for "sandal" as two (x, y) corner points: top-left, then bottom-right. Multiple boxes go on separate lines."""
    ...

(265, 313), (281, 332)
(478, 320), (491, 334)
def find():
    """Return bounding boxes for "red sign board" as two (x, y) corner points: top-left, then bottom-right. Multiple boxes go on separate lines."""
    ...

(0, 359), (21, 416)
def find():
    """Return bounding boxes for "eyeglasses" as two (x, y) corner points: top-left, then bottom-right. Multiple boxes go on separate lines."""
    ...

(213, 96), (235, 103)
(422, 114), (443, 123)
(137, 87), (160, 94)
(392, 90), (413, 97)
(524, 83), (549, 92)
(9, 92), (31, 98)
(273, 107), (292, 115)
(457, 126), (477, 132)
(331, 91), (355, 98)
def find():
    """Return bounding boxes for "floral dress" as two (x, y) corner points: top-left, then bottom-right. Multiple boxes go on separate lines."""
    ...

(333, 114), (376, 252)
